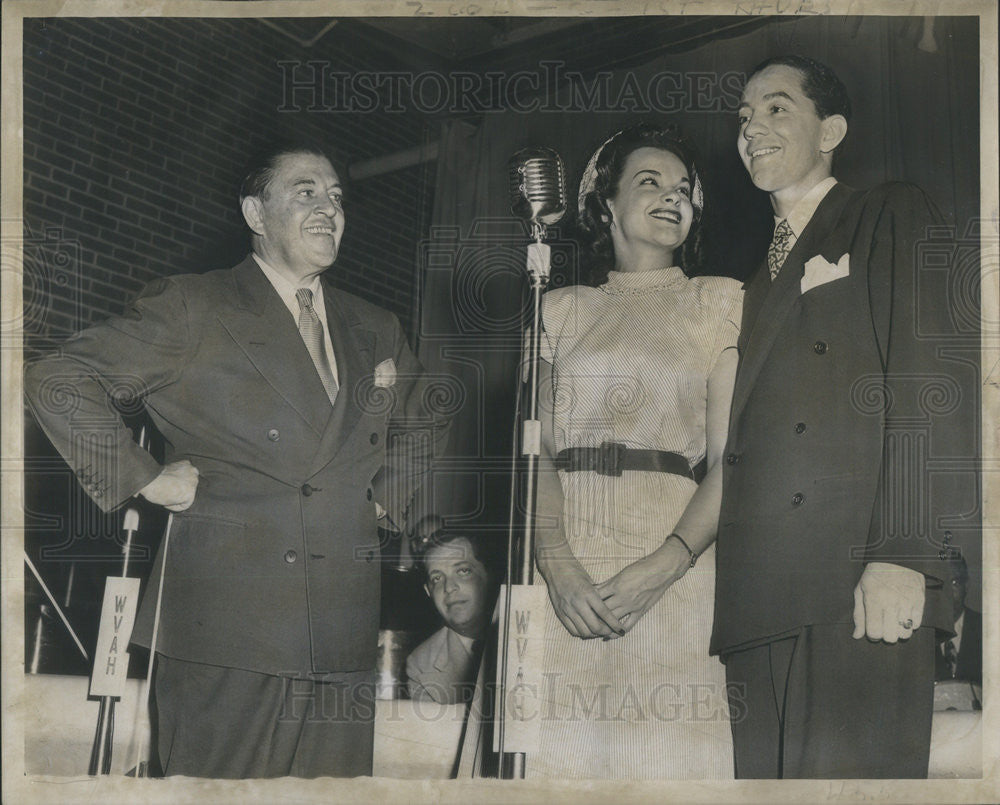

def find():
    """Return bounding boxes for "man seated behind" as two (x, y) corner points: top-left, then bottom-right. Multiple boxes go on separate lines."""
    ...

(936, 552), (982, 687)
(407, 526), (496, 704)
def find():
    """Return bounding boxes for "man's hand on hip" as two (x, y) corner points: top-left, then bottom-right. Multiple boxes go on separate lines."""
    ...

(139, 460), (199, 511)
(852, 561), (925, 643)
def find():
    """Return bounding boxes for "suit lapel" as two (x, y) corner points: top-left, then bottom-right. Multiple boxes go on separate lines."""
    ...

(730, 184), (853, 420)
(307, 279), (375, 475)
(216, 256), (332, 435)
(736, 263), (770, 357)
(434, 628), (472, 673)
(957, 607), (981, 680)
(433, 628), (453, 673)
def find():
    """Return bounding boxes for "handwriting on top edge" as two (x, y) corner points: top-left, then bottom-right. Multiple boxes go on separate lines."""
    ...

(733, 0), (832, 13)
(406, 1), (515, 15)
(403, 0), (837, 17)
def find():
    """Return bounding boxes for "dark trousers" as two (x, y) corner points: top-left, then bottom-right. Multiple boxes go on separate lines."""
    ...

(152, 654), (376, 778)
(724, 624), (935, 778)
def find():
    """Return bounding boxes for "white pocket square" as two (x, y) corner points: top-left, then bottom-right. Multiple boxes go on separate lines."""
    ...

(373, 358), (396, 388)
(801, 253), (850, 294)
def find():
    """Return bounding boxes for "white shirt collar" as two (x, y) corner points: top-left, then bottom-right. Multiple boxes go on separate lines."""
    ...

(252, 254), (338, 384)
(775, 176), (839, 238)
(252, 254), (323, 320)
(454, 630), (477, 654)
(952, 609), (965, 652)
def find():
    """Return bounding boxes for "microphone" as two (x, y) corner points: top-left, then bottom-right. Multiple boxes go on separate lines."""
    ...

(503, 150), (569, 767)
(508, 147), (567, 233)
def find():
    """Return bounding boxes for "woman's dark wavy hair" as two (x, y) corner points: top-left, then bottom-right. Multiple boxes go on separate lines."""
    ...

(578, 123), (704, 287)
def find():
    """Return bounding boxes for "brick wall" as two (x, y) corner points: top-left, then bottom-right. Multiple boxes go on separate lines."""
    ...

(21, 18), (440, 670)
(22, 17), (435, 359)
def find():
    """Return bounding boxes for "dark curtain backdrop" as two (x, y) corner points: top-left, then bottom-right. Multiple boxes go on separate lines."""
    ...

(418, 15), (981, 603)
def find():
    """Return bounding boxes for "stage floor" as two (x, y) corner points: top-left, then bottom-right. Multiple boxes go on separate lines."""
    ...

(21, 674), (982, 779)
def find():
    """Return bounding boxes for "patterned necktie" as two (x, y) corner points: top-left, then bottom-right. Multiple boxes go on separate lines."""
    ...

(295, 288), (338, 405)
(768, 219), (794, 280)
(942, 639), (959, 679)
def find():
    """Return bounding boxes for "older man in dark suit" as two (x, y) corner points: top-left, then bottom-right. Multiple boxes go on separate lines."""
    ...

(712, 56), (978, 778)
(23, 139), (450, 778)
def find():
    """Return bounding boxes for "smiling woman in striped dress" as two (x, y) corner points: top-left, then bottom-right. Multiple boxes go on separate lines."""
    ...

(529, 123), (741, 779)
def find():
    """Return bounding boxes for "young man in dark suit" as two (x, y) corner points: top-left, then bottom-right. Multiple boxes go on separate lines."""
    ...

(23, 140), (451, 778)
(711, 56), (977, 778)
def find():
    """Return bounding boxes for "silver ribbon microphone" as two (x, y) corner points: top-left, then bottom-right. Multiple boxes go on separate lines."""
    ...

(508, 146), (567, 239)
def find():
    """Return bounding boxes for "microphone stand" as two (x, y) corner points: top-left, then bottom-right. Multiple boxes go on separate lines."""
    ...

(88, 427), (147, 776)
(499, 221), (550, 779)
(88, 506), (141, 775)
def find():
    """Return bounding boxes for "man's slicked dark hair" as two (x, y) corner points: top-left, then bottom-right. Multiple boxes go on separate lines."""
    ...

(414, 526), (492, 579)
(239, 137), (339, 203)
(946, 548), (970, 584)
(749, 55), (852, 123)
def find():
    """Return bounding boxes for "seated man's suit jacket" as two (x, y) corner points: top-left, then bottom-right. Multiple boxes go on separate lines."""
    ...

(406, 626), (480, 704)
(24, 256), (450, 678)
(935, 607), (982, 684)
(712, 183), (979, 656)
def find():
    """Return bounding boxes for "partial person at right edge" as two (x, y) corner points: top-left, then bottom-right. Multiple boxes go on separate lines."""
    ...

(713, 55), (980, 779)
(934, 551), (982, 712)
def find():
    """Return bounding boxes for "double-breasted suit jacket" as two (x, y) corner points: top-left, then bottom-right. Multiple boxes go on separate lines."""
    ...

(24, 256), (450, 677)
(711, 182), (978, 656)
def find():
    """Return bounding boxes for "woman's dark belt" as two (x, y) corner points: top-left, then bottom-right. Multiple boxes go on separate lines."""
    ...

(555, 441), (707, 483)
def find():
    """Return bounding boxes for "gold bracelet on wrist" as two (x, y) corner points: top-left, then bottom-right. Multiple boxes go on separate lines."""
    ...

(666, 532), (698, 567)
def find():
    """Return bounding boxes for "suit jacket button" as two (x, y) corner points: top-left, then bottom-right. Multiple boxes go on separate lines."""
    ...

(284, 550), (297, 563)
(794, 422), (807, 434)
(301, 484), (313, 496)
(792, 492), (804, 506)
(267, 428), (280, 441)
(370, 432), (379, 445)
(366, 487), (373, 501)
(726, 453), (740, 465)
(813, 340), (828, 354)
(366, 550), (375, 563)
